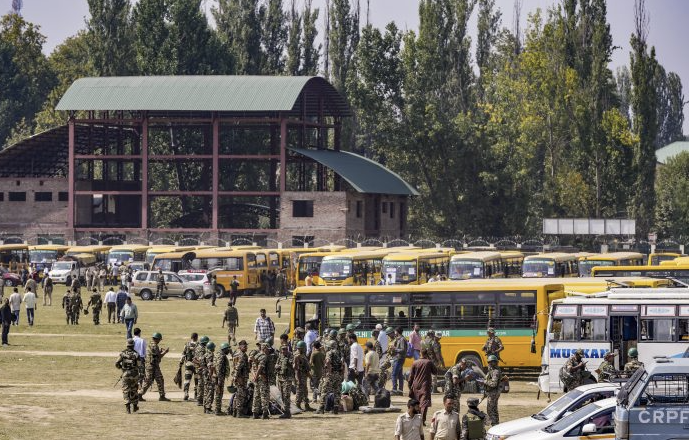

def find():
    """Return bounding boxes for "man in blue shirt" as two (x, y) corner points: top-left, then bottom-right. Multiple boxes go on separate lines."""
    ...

(116, 286), (129, 323)
(304, 322), (318, 356)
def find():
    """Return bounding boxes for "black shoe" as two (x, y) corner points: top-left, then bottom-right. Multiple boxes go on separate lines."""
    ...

(262, 412), (270, 419)
(138, 395), (146, 402)
(196, 401), (203, 406)
(183, 395), (189, 401)
(253, 413), (261, 419)
(133, 404), (139, 413)
(126, 404), (131, 414)
(316, 407), (325, 414)
(278, 412), (291, 419)
(214, 411), (224, 416)
(159, 395), (171, 402)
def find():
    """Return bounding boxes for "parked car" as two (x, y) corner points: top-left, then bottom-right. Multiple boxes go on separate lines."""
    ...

(487, 382), (619, 440)
(507, 397), (617, 440)
(0, 267), (21, 287)
(178, 270), (212, 299)
(130, 270), (203, 300)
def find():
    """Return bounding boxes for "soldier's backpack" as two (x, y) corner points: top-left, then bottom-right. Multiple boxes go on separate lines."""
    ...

(374, 389), (391, 408)
(466, 412), (485, 439)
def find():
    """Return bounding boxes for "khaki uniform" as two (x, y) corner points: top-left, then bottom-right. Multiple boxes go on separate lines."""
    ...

(181, 340), (198, 399)
(193, 343), (207, 406)
(276, 350), (295, 414)
(213, 350), (230, 414)
(116, 348), (140, 407)
(140, 340), (166, 398)
(484, 365), (503, 426)
(232, 350), (250, 415)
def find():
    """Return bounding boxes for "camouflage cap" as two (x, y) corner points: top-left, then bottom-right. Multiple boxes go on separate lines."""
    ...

(238, 340), (248, 346)
(338, 328), (347, 335)
(261, 343), (270, 350)
(487, 327), (495, 333)
(126, 338), (135, 347)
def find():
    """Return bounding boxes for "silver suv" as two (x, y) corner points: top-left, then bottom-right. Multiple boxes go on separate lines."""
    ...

(130, 270), (203, 300)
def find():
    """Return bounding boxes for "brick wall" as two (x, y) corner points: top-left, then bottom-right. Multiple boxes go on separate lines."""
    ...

(278, 191), (348, 243)
(0, 178), (69, 238)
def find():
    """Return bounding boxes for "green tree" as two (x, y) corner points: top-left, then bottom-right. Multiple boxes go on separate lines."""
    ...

(301, 0), (320, 75)
(132, 0), (175, 74)
(213, 0), (264, 75)
(285, 0), (301, 75)
(655, 68), (685, 148)
(654, 151), (689, 238)
(167, 0), (220, 74)
(261, 0), (287, 74)
(86, 0), (135, 76)
(0, 13), (55, 146)
(326, 0), (359, 92)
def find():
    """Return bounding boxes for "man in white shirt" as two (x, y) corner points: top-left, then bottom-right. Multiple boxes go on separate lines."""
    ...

(104, 287), (117, 324)
(304, 322), (318, 356)
(348, 333), (365, 387)
(132, 327), (146, 386)
(8, 288), (21, 325)
(119, 297), (138, 339)
(363, 341), (380, 399)
(376, 323), (388, 353)
(395, 399), (424, 440)
(430, 395), (462, 440)
(22, 287), (37, 326)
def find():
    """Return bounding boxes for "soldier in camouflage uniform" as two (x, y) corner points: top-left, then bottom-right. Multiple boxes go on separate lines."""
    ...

(86, 288), (103, 325)
(69, 290), (83, 325)
(116, 338), (141, 414)
(337, 328), (350, 367)
(213, 342), (231, 415)
(276, 344), (295, 418)
(222, 301), (239, 345)
(230, 340), (250, 417)
(193, 336), (209, 406)
(181, 333), (199, 401)
(482, 328), (504, 361)
(203, 342), (216, 414)
(461, 397), (490, 440)
(596, 351), (617, 382)
(378, 327), (395, 390)
(484, 355), (508, 426)
(265, 338), (278, 388)
(61, 290), (72, 324)
(623, 347), (644, 376)
(316, 339), (344, 415)
(444, 359), (468, 412)
(139, 332), (171, 401)
(252, 343), (271, 419)
(294, 340), (313, 411)
(560, 349), (587, 391)
(155, 269), (166, 301)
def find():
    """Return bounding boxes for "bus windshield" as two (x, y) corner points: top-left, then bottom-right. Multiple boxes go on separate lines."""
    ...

(382, 261), (417, 282)
(29, 250), (59, 263)
(299, 256), (323, 278)
(523, 259), (556, 277)
(449, 260), (483, 279)
(578, 260), (614, 277)
(319, 258), (352, 280)
(108, 251), (134, 264)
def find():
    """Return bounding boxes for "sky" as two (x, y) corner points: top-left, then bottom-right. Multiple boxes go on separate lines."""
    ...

(8, 0), (690, 133)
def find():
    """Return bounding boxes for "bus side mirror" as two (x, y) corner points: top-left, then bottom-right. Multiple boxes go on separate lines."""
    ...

(581, 423), (597, 435)
(531, 337), (536, 353)
(276, 305), (281, 319)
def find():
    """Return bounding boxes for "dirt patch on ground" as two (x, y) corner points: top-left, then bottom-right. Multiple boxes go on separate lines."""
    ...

(0, 404), (55, 424)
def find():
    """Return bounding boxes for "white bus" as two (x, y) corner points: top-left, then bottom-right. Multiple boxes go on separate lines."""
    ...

(539, 288), (689, 393)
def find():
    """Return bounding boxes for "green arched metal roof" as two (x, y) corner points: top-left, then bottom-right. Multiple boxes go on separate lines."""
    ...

(289, 148), (419, 196)
(56, 75), (350, 115)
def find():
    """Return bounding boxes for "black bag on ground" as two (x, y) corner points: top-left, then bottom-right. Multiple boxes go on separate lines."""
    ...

(374, 389), (391, 408)
(324, 392), (336, 411)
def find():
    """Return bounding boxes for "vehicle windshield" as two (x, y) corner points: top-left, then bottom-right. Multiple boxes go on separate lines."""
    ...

(299, 256), (323, 279)
(52, 262), (73, 270)
(544, 401), (601, 433)
(108, 251), (134, 264)
(617, 369), (648, 406)
(29, 250), (59, 263)
(523, 259), (556, 278)
(382, 261), (417, 283)
(449, 260), (483, 279)
(537, 389), (584, 419)
(145, 253), (159, 264)
(319, 258), (352, 279)
(578, 260), (615, 277)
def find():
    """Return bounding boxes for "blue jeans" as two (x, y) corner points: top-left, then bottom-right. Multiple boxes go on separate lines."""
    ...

(413, 349), (420, 361)
(391, 358), (404, 392)
(124, 318), (135, 339)
(26, 308), (34, 325)
(11, 310), (19, 325)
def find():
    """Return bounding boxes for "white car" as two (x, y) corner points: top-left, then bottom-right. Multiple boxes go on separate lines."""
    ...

(178, 271), (213, 299)
(487, 383), (619, 439)
(506, 397), (617, 440)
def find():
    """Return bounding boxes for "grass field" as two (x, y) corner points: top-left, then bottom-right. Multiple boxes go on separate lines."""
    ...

(0, 284), (549, 439)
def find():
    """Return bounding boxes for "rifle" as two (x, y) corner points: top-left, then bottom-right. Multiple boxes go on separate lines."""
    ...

(113, 374), (123, 388)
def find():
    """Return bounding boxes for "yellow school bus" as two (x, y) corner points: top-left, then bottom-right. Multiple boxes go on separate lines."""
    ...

(522, 253), (579, 278)
(658, 255), (688, 267)
(647, 252), (682, 266)
(381, 251), (452, 284)
(106, 245), (151, 266)
(592, 264), (689, 284)
(289, 279), (566, 369)
(560, 277), (673, 295)
(66, 245), (112, 264)
(0, 244), (29, 271)
(317, 250), (391, 286)
(145, 245), (197, 265)
(449, 251), (505, 280)
(28, 245), (69, 275)
(577, 252), (645, 277)
(190, 249), (260, 296)
(295, 251), (341, 287)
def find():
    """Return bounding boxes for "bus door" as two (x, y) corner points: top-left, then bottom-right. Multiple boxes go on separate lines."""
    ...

(295, 300), (323, 335)
(609, 305), (639, 368)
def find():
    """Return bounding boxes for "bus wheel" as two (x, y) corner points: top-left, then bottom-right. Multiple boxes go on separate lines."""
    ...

(459, 353), (483, 371)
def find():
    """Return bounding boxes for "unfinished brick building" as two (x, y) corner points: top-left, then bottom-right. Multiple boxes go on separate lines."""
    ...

(0, 76), (417, 245)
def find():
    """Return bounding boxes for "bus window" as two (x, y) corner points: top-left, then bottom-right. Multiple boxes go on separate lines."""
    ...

(455, 305), (494, 328)
(679, 319), (689, 341)
(580, 318), (607, 341)
(327, 305), (365, 328)
(553, 318), (577, 341)
(370, 306), (408, 329)
(640, 319), (674, 342)
(296, 301), (322, 330)
(498, 304), (536, 328)
(411, 305), (452, 329)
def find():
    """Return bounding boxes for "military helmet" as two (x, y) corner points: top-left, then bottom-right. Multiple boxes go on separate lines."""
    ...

(152, 332), (162, 340)
(338, 328), (347, 335)
(628, 347), (638, 358)
(238, 340), (248, 346)
(200, 336), (210, 345)
(126, 338), (135, 347)
(467, 397), (480, 407)
(346, 323), (355, 331)
(487, 354), (498, 363)
(265, 337), (274, 346)
(296, 341), (307, 350)
(220, 342), (230, 351)
(329, 329), (338, 338)
(206, 342), (216, 351)
(385, 326), (395, 335)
